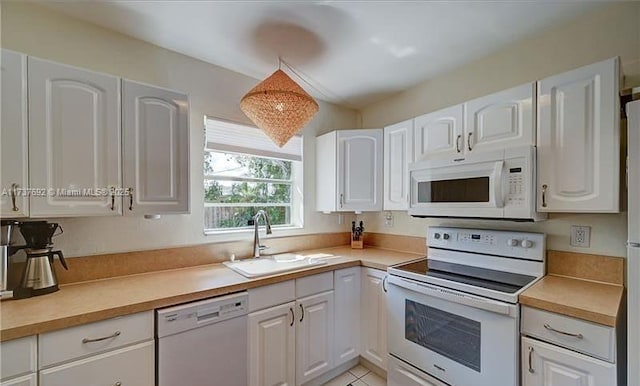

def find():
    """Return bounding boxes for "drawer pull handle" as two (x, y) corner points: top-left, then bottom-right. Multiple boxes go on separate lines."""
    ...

(82, 331), (121, 344)
(544, 323), (583, 339)
(528, 346), (535, 373)
(115, 383), (122, 386)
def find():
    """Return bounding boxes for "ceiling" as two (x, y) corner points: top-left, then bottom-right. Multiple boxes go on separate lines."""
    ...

(37, 1), (611, 108)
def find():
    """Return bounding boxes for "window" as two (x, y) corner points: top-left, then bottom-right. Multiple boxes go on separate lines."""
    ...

(204, 117), (303, 232)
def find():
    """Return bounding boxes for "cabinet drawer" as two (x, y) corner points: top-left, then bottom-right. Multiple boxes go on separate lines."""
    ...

(388, 355), (447, 386)
(248, 280), (295, 312)
(40, 341), (154, 386)
(522, 306), (615, 362)
(39, 311), (153, 368)
(296, 271), (333, 298)
(0, 336), (37, 381)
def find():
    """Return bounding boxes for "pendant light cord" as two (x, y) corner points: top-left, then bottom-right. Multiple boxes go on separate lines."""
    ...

(279, 58), (356, 109)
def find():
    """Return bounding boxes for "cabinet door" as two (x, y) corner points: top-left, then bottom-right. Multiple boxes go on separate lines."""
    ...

(248, 302), (296, 386)
(337, 129), (382, 212)
(39, 341), (154, 386)
(1, 49), (29, 218)
(522, 337), (616, 386)
(414, 104), (464, 161)
(388, 355), (447, 386)
(122, 80), (189, 215)
(465, 83), (535, 153)
(28, 57), (121, 217)
(0, 374), (37, 386)
(0, 336), (36, 382)
(537, 57), (619, 212)
(334, 267), (361, 367)
(296, 291), (334, 385)
(360, 268), (388, 370)
(384, 120), (413, 210)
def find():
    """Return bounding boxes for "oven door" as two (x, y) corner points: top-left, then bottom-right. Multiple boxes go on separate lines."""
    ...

(408, 158), (505, 218)
(387, 275), (519, 386)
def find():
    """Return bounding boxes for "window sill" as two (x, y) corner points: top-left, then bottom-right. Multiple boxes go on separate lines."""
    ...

(203, 224), (304, 237)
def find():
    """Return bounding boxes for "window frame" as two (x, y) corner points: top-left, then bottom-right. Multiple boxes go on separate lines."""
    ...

(203, 120), (304, 235)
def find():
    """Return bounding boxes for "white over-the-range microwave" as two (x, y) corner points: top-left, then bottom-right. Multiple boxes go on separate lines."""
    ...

(408, 145), (547, 221)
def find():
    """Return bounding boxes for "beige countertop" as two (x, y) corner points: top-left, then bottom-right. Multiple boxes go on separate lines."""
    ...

(0, 246), (422, 342)
(519, 275), (624, 327)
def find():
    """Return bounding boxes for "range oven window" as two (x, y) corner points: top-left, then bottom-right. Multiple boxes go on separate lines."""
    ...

(405, 300), (481, 372)
(417, 177), (489, 203)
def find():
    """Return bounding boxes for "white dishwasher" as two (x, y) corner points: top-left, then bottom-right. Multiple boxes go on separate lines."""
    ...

(156, 291), (248, 386)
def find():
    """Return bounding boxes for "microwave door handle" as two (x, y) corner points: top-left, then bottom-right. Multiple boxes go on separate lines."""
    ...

(493, 161), (505, 208)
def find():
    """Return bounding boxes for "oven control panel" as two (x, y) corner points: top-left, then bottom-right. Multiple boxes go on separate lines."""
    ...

(428, 226), (545, 261)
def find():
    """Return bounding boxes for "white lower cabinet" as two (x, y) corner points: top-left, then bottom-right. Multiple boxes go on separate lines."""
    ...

(0, 336), (37, 386)
(248, 302), (296, 386)
(360, 268), (388, 370)
(296, 291), (334, 385)
(39, 341), (154, 386)
(38, 311), (155, 386)
(248, 272), (339, 386)
(522, 337), (616, 386)
(0, 374), (37, 386)
(334, 267), (361, 367)
(388, 355), (447, 386)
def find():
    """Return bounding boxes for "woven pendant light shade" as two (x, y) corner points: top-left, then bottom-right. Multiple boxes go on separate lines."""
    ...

(240, 69), (319, 147)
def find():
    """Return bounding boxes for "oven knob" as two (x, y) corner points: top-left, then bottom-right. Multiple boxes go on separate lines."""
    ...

(521, 239), (534, 248)
(443, 233), (450, 240)
(507, 238), (519, 247)
(434, 233), (441, 240)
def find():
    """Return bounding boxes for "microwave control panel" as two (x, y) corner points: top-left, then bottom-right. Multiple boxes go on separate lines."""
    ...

(506, 166), (525, 206)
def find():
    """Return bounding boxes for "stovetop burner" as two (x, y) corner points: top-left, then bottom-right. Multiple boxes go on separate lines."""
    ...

(392, 258), (537, 294)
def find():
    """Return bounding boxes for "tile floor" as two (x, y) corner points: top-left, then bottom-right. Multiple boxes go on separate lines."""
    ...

(322, 365), (387, 386)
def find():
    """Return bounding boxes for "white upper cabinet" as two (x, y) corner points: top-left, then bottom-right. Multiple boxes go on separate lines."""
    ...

(465, 83), (535, 153)
(28, 57), (122, 217)
(383, 120), (413, 210)
(316, 129), (382, 213)
(122, 80), (190, 215)
(1, 49), (29, 218)
(537, 57), (620, 212)
(414, 104), (464, 161)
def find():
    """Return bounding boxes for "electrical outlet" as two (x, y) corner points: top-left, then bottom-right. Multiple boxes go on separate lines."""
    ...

(337, 214), (344, 225)
(570, 225), (591, 248)
(384, 211), (394, 228)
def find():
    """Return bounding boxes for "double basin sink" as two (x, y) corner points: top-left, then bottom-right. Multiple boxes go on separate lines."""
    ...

(223, 253), (336, 278)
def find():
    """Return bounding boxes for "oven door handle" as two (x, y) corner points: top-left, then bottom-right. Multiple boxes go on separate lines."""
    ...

(388, 276), (517, 317)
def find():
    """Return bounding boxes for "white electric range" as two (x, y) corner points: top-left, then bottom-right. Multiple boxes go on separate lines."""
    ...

(387, 227), (545, 386)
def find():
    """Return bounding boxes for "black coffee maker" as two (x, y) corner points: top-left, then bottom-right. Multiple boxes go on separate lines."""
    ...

(14, 221), (68, 298)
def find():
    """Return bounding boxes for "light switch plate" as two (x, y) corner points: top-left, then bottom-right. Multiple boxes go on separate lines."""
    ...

(570, 225), (591, 248)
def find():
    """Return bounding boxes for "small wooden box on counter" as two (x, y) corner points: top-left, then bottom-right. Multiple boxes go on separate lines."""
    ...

(351, 235), (364, 249)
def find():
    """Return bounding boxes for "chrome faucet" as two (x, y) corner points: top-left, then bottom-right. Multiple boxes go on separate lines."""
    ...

(252, 210), (272, 258)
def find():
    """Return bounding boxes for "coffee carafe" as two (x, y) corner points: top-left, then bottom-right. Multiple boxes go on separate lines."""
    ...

(15, 221), (68, 298)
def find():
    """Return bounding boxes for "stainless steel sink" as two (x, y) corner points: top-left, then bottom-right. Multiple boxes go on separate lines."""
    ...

(223, 253), (334, 278)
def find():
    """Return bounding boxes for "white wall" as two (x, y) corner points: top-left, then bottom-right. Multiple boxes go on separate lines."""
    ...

(1, 2), (358, 257)
(359, 2), (640, 257)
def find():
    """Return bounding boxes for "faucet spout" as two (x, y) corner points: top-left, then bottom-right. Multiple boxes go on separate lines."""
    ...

(253, 210), (272, 258)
